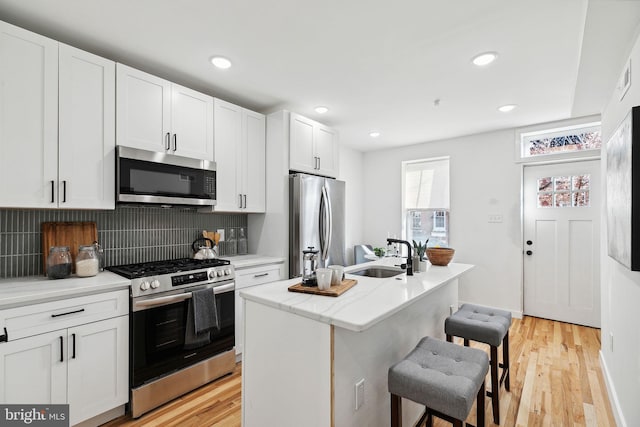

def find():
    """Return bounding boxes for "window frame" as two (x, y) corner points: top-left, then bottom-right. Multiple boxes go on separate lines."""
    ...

(514, 115), (602, 163)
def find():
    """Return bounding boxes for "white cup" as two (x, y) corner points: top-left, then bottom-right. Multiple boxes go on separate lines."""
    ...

(328, 265), (344, 286)
(316, 268), (333, 291)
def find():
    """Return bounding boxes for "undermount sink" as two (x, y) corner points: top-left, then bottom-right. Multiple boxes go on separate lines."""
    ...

(348, 266), (405, 278)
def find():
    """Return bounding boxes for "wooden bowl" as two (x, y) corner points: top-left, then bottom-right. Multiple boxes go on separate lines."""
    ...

(426, 247), (455, 266)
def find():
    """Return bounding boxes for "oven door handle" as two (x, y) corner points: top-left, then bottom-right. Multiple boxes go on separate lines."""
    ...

(133, 283), (235, 310)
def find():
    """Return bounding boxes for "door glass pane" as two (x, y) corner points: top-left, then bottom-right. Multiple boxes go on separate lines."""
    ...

(554, 176), (571, 191)
(573, 191), (590, 207)
(538, 177), (552, 191)
(572, 175), (590, 190)
(555, 193), (571, 207)
(538, 193), (553, 208)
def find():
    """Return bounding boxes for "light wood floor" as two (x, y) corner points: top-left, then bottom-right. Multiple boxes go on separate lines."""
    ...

(104, 316), (615, 427)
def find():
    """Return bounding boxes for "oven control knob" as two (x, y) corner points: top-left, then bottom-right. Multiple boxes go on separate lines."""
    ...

(208, 270), (217, 280)
(224, 268), (231, 276)
(150, 280), (160, 289)
(140, 281), (150, 291)
(217, 270), (225, 277)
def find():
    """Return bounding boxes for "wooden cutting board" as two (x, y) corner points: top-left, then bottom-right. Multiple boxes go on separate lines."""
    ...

(288, 279), (357, 297)
(41, 222), (98, 275)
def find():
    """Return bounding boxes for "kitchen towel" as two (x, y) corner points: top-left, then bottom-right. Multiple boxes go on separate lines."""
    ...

(184, 288), (219, 349)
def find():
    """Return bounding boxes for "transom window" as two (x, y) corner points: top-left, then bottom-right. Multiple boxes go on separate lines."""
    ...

(537, 174), (590, 208)
(519, 122), (601, 159)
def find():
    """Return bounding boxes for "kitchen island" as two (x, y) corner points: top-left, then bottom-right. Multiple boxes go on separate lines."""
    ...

(240, 258), (473, 427)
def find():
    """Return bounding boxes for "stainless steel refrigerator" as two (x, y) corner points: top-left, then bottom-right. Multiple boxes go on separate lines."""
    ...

(289, 173), (346, 278)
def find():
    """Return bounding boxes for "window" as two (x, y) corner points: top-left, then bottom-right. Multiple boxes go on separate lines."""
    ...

(537, 174), (591, 208)
(402, 158), (450, 247)
(515, 118), (602, 162)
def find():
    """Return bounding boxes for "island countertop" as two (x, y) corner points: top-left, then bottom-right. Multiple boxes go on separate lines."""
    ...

(239, 258), (473, 332)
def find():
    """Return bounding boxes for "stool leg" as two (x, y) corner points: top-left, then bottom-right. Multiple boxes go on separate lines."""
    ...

(490, 345), (500, 424)
(453, 420), (463, 427)
(446, 334), (453, 343)
(391, 393), (402, 427)
(503, 332), (510, 391)
(477, 380), (486, 427)
(425, 411), (433, 427)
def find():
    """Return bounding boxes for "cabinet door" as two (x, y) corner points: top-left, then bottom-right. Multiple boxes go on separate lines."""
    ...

(314, 125), (339, 178)
(59, 44), (115, 209)
(235, 289), (243, 355)
(67, 316), (128, 426)
(0, 21), (58, 208)
(171, 84), (214, 161)
(214, 98), (242, 212)
(0, 330), (67, 404)
(116, 63), (171, 152)
(289, 113), (316, 174)
(243, 109), (266, 213)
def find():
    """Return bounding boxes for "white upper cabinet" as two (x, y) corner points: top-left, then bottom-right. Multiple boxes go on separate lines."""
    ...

(0, 21), (115, 209)
(213, 98), (265, 213)
(289, 112), (338, 178)
(59, 44), (115, 209)
(116, 63), (213, 161)
(0, 21), (58, 208)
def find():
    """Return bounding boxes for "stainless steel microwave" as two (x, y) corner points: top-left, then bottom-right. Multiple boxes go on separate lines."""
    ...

(116, 146), (216, 207)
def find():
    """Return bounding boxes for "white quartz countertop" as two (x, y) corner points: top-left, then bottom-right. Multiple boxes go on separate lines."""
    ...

(0, 272), (131, 309)
(228, 254), (285, 270)
(240, 258), (473, 332)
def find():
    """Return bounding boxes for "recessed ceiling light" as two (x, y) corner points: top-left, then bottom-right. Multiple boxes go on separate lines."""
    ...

(315, 106), (329, 114)
(210, 56), (232, 69)
(498, 104), (517, 113)
(472, 52), (498, 67)
(369, 131), (381, 138)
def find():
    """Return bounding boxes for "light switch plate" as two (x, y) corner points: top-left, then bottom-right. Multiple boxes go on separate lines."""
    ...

(488, 214), (503, 223)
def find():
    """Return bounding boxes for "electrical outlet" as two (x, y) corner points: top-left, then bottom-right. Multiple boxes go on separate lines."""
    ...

(488, 214), (503, 223)
(217, 229), (225, 242)
(355, 379), (365, 410)
(610, 332), (614, 352)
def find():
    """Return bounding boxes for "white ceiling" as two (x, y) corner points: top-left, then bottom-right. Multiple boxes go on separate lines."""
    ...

(0, 0), (639, 152)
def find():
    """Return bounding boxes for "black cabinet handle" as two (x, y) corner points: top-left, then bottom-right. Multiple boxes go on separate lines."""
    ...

(243, 194), (247, 209)
(50, 180), (55, 203)
(238, 194), (243, 209)
(318, 157), (321, 170)
(526, 240), (533, 246)
(526, 250), (533, 256)
(254, 273), (269, 278)
(59, 336), (64, 362)
(0, 327), (7, 343)
(72, 333), (76, 359)
(62, 181), (67, 203)
(165, 132), (171, 150)
(173, 134), (177, 152)
(51, 308), (85, 318)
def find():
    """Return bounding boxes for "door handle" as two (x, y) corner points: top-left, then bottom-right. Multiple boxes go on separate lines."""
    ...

(526, 250), (533, 256)
(72, 333), (76, 359)
(318, 157), (321, 170)
(50, 180), (55, 203)
(173, 134), (177, 152)
(243, 194), (247, 209)
(238, 194), (243, 209)
(62, 180), (67, 203)
(59, 336), (64, 362)
(165, 132), (171, 151)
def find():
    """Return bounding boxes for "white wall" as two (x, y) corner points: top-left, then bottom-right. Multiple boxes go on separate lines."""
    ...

(339, 146), (364, 265)
(363, 130), (523, 314)
(599, 23), (640, 427)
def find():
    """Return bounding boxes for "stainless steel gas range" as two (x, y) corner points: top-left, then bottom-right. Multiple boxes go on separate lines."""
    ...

(107, 258), (236, 418)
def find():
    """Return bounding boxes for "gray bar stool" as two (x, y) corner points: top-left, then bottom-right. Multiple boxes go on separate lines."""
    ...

(445, 304), (512, 424)
(388, 336), (489, 427)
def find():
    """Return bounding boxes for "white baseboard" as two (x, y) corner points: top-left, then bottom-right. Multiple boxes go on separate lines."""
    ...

(600, 350), (626, 427)
(458, 300), (523, 319)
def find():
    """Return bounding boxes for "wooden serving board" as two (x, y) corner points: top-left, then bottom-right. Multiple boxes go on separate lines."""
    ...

(41, 222), (98, 275)
(288, 279), (358, 297)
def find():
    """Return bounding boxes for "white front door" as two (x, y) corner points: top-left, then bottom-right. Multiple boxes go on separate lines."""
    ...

(523, 160), (600, 327)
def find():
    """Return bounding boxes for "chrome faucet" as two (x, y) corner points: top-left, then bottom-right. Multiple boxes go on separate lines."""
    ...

(386, 238), (413, 275)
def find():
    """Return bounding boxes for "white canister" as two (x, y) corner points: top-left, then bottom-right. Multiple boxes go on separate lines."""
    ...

(76, 245), (100, 277)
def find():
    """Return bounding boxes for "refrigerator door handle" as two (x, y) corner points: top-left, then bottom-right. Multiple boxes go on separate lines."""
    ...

(320, 185), (331, 261)
(325, 186), (333, 260)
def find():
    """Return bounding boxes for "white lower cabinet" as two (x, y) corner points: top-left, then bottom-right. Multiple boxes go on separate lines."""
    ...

(0, 290), (129, 426)
(234, 263), (284, 356)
